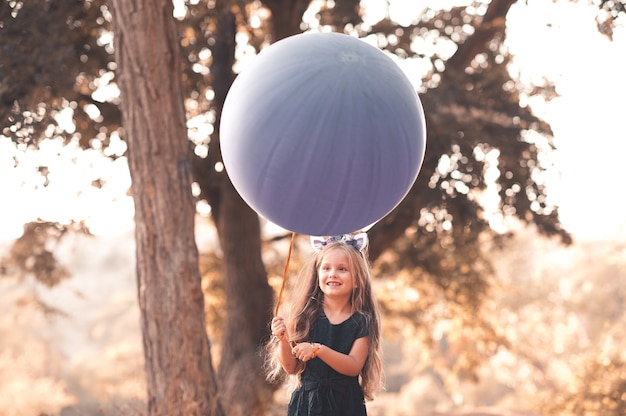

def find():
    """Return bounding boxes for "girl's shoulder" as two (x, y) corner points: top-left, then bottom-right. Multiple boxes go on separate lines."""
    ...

(348, 312), (370, 338)
(349, 312), (367, 325)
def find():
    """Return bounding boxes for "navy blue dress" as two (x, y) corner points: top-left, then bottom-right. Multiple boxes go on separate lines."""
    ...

(287, 312), (369, 416)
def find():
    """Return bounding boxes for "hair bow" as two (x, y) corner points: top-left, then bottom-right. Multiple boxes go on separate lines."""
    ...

(310, 233), (368, 253)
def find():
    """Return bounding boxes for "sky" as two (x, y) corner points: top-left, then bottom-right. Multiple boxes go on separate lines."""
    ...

(1, 0), (624, 243)
(505, 1), (626, 240)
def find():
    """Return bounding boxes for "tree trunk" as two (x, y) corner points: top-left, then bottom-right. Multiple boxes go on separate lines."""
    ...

(109, 1), (223, 414)
(191, 6), (276, 415)
(264, 0), (311, 42)
(215, 184), (276, 416)
(200, 3), (313, 413)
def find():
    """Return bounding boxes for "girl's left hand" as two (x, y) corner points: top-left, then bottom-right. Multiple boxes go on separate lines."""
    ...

(292, 342), (315, 362)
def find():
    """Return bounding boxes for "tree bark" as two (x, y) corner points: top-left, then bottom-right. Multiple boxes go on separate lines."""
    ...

(202, 6), (316, 413)
(109, 1), (223, 414)
(263, 0), (311, 42)
(215, 183), (275, 416)
(191, 6), (276, 415)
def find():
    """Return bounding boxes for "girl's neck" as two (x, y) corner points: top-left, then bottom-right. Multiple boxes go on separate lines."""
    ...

(323, 298), (352, 324)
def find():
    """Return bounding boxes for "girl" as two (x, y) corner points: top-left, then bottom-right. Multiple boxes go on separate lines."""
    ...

(266, 233), (384, 416)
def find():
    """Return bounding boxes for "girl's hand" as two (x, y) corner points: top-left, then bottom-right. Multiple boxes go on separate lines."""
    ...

(292, 342), (318, 362)
(271, 316), (299, 374)
(271, 316), (288, 341)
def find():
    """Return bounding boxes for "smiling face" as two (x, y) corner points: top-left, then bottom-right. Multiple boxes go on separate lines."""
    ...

(317, 248), (356, 299)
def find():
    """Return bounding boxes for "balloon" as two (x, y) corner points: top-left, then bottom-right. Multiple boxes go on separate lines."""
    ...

(220, 32), (426, 236)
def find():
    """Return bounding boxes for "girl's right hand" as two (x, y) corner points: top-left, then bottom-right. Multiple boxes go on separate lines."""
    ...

(271, 316), (288, 341)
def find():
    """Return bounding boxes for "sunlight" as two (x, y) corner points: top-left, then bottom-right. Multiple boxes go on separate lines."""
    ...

(2, 0), (624, 244)
(0, 135), (134, 240)
(507, 0), (626, 240)
(3, 3), (626, 415)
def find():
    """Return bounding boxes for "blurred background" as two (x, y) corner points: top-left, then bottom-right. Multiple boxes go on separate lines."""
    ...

(1, 0), (625, 415)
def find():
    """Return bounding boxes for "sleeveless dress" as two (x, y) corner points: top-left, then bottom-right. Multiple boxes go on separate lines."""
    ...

(287, 312), (369, 416)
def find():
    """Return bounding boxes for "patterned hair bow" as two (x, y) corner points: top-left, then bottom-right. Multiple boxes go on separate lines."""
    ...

(310, 233), (368, 253)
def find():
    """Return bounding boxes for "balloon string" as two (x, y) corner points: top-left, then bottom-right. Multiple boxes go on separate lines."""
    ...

(275, 232), (296, 316)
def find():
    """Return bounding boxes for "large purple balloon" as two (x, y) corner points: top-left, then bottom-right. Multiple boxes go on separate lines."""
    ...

(220, 32), (426, 236)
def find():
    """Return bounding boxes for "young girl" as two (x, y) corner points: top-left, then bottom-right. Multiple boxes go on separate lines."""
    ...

(266, 233), (384, 416)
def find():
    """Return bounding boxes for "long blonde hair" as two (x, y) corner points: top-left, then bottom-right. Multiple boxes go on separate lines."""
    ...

(265, 240), (384, 400)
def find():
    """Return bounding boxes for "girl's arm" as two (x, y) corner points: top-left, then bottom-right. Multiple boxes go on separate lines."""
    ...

(277, 338), (299, 374)
(293, 336), (370, 377)
(271, 316), (299, 374)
